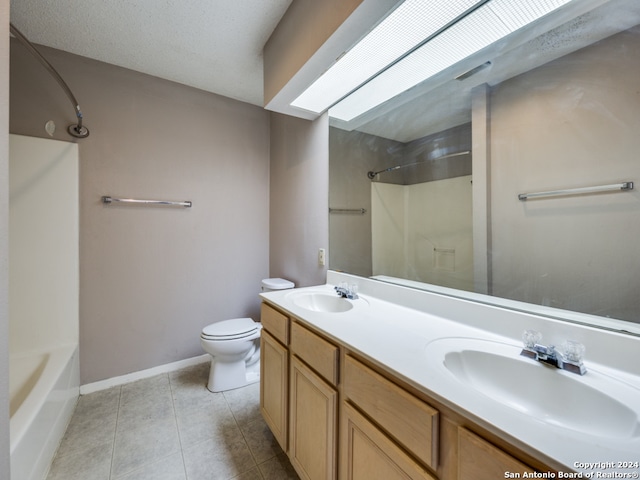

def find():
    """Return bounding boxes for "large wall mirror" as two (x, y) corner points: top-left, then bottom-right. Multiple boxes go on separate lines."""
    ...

(329, 0), (640, 334)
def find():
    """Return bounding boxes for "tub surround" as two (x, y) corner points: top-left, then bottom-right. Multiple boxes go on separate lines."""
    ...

(8, 134), (81, 480)
(10, 345), (79, 480)
(260, 270), (640, 475)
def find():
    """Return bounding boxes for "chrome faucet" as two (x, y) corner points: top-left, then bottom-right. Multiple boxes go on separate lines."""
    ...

(520, 330), (587, 375)
(335, 282), (359, 300)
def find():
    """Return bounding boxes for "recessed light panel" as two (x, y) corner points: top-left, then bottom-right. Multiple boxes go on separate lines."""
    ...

(290, 0), (484, 114)
(488, 0), (572, 31)
(329, 3), (509, 121)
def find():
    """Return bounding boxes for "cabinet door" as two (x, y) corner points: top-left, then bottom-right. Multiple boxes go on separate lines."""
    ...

(260, 331), (289, 451)
(289, 355), (338, 480)
(458, 428), (536, 480)
(341, 402), (437, 480)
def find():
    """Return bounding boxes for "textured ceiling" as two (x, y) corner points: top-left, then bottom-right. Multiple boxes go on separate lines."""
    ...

(9, 0), (293, 106)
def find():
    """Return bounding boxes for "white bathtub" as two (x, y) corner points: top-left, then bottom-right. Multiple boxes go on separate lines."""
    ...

(9, 345), (79, 480)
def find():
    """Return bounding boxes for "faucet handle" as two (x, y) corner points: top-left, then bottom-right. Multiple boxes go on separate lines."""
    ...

(522, 329), (542, 349)
(562, 340), (585, 363)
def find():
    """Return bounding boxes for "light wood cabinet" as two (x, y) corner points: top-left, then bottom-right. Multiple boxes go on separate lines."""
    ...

(343, 355), (439, 470)
(260, 330), (289, 451)
(341, 402), (437, 480)
(260, 304), (339, 480)
(291, 321), (339, 385)
(457, 427), (537, 480)
(289, 355), (338, 480)
(260, 301), (551, 480)
(261, 302), (289, 344)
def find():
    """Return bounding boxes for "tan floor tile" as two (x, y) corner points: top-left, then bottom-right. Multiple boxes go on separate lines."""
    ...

(258, 453), (300, 480)
(112, 452), (186, 480)
(182, 432), (257, 480)
(111, 416), (181, 477)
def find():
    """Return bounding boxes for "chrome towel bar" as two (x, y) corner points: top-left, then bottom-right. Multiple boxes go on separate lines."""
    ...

(102, 196), (192, 208)
(518, 182), (633, 201)
(329, 208), (367, 214)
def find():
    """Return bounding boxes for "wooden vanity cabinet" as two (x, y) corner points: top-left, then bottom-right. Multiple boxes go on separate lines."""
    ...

(343, 355), (439, 470)
(260, 302), (339, 480)
(260, 301), (553, 480)
(261, 302), (289, 345)
(341, 402), (437, 480)
(289, 355), (338, 480)
(260, 303), (290, 451)
(342, 354), (439, 480)
(457, 427), (538, 480)
(289, 321), (339, 480)
(341, 354), (547, 480)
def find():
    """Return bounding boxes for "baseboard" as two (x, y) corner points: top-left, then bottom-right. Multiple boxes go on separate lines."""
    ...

(79, 354), (210, 395)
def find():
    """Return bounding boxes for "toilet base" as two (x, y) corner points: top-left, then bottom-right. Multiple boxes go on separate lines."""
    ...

(206, 356), (260, 393)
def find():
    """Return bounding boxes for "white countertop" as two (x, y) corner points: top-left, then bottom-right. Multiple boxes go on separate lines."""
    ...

(260, 275), (640, 477)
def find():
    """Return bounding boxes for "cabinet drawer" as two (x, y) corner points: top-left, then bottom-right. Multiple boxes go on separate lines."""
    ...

(344, 355), (439, 470)
(458, 428), (536, 480)
(341, 402), (437, 480)
(261, 302), (289, 345)
(291, 322), (339, 386)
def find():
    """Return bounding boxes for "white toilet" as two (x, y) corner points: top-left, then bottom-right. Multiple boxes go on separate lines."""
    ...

(200, 278), (294, 392)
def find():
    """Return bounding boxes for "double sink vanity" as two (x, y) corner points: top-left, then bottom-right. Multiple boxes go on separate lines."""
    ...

(259, 271), (640, 480)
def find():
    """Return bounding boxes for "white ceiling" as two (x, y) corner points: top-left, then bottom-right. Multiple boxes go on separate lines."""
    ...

(9, 0), (293, 106)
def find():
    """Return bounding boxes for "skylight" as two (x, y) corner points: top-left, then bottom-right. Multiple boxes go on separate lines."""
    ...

(290, 0), (573, 121)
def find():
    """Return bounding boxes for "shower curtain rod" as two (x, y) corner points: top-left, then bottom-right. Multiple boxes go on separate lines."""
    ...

(10, 23), (89, 138)
(367, 151), (470, 179)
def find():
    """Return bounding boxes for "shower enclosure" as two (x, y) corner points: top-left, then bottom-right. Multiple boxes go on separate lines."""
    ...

(9, 134), (80, 480)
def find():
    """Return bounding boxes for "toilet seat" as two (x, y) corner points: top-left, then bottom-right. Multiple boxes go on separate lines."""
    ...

(201, 318), (260, 341)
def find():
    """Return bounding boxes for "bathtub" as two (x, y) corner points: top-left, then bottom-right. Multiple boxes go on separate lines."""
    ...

(9, 345), (79, 480)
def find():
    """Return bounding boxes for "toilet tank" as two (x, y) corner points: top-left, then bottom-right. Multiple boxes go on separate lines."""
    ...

(261, 278), (295, 292)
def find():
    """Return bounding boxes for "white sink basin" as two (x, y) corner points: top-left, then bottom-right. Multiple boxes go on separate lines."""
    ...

(425, 338), (640, 439)
(290, 292), (354, 313)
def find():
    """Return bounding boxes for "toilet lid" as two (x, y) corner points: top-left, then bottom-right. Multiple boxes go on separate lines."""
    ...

(201, 318), (259, 340)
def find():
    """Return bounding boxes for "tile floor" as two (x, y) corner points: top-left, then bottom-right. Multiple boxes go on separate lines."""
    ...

(46, 363), (300, 480)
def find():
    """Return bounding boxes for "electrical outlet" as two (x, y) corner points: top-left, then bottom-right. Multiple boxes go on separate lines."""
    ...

(318, 248), (326, 266)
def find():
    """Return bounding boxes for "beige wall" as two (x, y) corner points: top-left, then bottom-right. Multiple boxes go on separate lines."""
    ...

(10, 42), (271, 384)
(490, 27), (640, 321)
(269, 112), (328, 287)
(1, 0), (9, 477)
